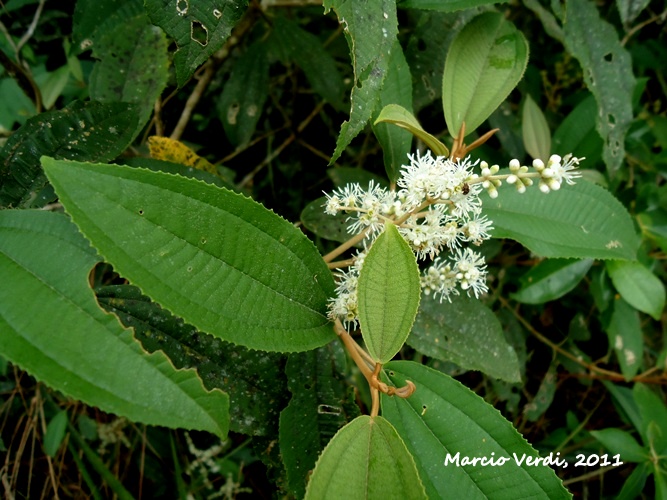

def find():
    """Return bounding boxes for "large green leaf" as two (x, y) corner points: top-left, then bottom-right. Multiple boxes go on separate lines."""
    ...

(305, 415), (427, 499)
(481, 179), (640, 260)
(144, 0), (247, 87)
(409, 294), (520, 382)
(382, 361), (571, 499)
(606, 260), (666, 320)
(0, 210), (229, 438)
(324, 0), (398, 163)
(511, 258), (594, 304)
(89, 12), (169, 129)
(358, 224), (421, 363)
(371, 43), (415, 183)
(443, 12), (528, 136)
(217, 42), (269, 147)
(563, 0), (635, 177)
(96, 284), (287, 436)
(0, 101), (139, 209)
(279, 343), (360, 499)
(42, 158), (336, 353)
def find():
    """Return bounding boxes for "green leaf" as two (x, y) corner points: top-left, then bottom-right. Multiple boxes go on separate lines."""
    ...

(552, 95), (603, 166)
(615, 0), (651, 26)
(606, 297), (643, 381)
(42, 158), (336, 352)
(634, 383), (667, 452)
(324, 0), (398, 163)
(358, 224), (421, 363)
(0, 101), (139, 209)
(44, 410), (69, 457)
(524, 361), (558, 421)
(443, 12), (528, 137)
(511, 258), (594, 304)
(0, 210), (229, 437)
(301, 196), (358, 245)
(481, 178), (640, 260)
(638, 209), (667, 253)
(279, 343), (360, 499)
(606, 260), (666, 320)
(522, 94), (551, 161)
(409, 293), (520, 382)
(145, 0), (247, 87)
(374, 104), (448, 158)
(89, 12), (169, 130)
(589, 428), (646, 462)
(371, 43), (415, 183)
(405, 10), (478, 112)
(305, 415), (427, 500)
(399, 0), (504, 10)
(382, 361), (571, 499)
(270, 17), (345, 112)
(617, 463), (650, 500)
(563, 0), (635, 177)
(217, 42), (269, 147)
(72, 0), (143, 55)
(96, 284), (287, 436)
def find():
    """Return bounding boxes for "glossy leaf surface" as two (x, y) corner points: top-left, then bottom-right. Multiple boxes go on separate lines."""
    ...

(511, 258), (594, 304)
(606, 260), (665, 320)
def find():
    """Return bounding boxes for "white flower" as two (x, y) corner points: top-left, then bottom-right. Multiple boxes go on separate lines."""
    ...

(452, 247), (488, 298)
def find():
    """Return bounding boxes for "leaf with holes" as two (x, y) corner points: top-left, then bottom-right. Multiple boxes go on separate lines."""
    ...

(324, 0), (399, 163)
(563, 0), (635, 177)
(42, 158), (336, 353)
(145, 0), (248, 87)
(0, 210), (229, 438)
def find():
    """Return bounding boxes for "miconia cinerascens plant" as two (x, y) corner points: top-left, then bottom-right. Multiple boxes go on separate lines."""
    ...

(1, 0), (663, 498)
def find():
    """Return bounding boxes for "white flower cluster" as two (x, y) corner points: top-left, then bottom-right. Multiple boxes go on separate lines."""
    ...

(324, 151), (582, 328)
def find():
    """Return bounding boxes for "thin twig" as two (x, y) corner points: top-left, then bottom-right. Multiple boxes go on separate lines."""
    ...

(15, 0), (46, 54)
(498, 296), (667, 384)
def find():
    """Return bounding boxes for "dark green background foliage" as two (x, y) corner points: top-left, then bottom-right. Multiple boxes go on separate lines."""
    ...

(1, 0), (666, 497)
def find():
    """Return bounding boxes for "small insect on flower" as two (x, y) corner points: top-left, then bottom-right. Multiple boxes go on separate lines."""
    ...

(462, 183), (470, 195)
